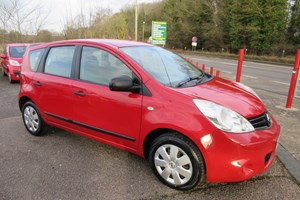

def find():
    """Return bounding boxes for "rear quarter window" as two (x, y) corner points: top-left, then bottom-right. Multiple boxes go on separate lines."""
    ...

(29, 48), (45, 72)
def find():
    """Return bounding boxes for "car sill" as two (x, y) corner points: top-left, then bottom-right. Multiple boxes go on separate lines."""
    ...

(44, 112), (136, 142)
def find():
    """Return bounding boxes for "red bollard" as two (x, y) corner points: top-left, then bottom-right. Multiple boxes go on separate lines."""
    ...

(202, 64), (206, 72)
(196, 62), (199, 68)
(286, 49), (300, 108)
(216, 70), (220, 77)
(210, 67), (214, 75)
(236, 49), (245, 82)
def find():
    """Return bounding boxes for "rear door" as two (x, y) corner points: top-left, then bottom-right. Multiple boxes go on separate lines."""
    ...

(71, 45), (143, 150)
(32, 45), (76, 127)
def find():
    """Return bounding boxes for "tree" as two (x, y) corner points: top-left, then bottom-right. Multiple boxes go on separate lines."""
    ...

(288, 0), (300, 48)
(0, 0), (49, 43)
(228, 0), (287, 54)
(0, 0), (16, 44)
(35, 30), (52, 42)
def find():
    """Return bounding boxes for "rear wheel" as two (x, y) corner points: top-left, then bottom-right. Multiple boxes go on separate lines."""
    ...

(149, 132), (205, 190)
(22, 101), (47, 136)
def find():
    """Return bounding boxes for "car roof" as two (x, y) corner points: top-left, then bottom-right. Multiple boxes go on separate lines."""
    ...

(32, 39), (152, 49)
(91, 39), (152, 48)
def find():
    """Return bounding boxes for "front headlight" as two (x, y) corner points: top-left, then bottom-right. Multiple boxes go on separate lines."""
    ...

(8, 60), (21, 66)
(193, 99), (255, 133)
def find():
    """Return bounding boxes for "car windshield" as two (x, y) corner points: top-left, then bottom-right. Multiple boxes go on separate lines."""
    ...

(9, 46), (27, 58)
(120, 46), (204, 87)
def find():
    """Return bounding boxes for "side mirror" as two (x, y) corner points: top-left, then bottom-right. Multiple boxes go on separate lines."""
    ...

(0, 54), (6, 59)
(109, 75), (140, 93)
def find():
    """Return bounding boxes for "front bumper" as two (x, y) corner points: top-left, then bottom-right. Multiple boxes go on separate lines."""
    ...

(9, 66), (21, 81)
(203, 114), (280, 182)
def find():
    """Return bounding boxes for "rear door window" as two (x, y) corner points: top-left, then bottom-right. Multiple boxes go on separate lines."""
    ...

(44, 46), (75, 78)
(29, 48), (45, 72)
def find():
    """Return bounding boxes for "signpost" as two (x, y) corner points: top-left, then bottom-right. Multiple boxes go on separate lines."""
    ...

(151, 21), (167, 45)
(192, 36), (197, 51)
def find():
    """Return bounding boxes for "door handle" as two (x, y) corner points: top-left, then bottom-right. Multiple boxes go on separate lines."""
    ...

(74, 91), (86, 97)
(33, 81), (42, 86)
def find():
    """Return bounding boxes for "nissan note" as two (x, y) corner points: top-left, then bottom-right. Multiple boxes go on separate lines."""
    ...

(19, 39), (280, 190)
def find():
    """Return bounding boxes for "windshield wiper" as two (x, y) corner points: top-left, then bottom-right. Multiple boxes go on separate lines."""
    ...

(176, 74), (205, 88)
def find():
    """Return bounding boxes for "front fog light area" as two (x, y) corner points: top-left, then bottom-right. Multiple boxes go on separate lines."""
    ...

(193, 99), (255, 133)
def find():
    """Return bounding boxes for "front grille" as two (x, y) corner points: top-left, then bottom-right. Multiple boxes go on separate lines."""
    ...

(248, 112), (272, 130)
(13, 71), (20, 77)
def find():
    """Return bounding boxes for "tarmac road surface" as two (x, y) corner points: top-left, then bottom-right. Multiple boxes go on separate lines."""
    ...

(0, 70), (300, 200)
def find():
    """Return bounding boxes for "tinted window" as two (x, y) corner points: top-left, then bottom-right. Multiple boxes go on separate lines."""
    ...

(44, 46), (75, 78)
(9, 46), (27, 58)
(29, 48), (45, 72)
(80, 46), (132, 85)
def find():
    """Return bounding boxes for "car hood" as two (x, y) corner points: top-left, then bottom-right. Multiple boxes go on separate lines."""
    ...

(176, 77), (266, 118)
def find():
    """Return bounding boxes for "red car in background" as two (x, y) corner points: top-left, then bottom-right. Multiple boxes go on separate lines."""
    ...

(1, 43), (28, 83)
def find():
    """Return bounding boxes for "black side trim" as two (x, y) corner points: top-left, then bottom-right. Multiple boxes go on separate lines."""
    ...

(45, 112), (136, 142)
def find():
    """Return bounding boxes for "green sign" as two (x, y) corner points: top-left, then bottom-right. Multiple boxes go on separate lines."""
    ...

(152, 21), (167, 45)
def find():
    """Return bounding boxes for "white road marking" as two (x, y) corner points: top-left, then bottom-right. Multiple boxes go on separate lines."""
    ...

(245, 65), (291, 74)
(244, 61), (290, 69)
(186, 55), (291, 73)
(222, 71), (233, 74)
(242, 75), (257, 79)
(190, 58), (211, 62)
(218, 62), (239, 66)
(271, 81), (290, 86)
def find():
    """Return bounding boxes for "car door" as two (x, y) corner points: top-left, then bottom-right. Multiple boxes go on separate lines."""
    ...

(71, 46), (142, 150)
(32, 45), (76, 128)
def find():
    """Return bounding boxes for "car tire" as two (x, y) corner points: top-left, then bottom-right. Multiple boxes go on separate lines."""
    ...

(8, 72), (14, 83)
(22, 101), (47, 136)
(149, 132), (205, 190)
(1, 67), (6, 77)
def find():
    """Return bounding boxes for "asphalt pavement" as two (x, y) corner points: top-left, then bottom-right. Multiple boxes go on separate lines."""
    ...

(183, 53), (297, 97)
(0, 67), (300, 200)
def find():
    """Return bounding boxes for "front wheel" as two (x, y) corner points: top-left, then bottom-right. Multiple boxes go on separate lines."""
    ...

(1, 67), (6, 77)
(8, 72), (12, 83)
(149, 132), (205, 190)
(22, 101), (47, 136)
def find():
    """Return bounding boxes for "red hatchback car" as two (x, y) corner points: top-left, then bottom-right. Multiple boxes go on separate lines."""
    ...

(1, 43), (28, 83)
(19, 39), (280, 190)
